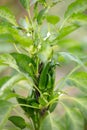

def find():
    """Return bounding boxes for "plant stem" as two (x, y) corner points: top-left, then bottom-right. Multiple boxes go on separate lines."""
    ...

(14, 103), (40, 109)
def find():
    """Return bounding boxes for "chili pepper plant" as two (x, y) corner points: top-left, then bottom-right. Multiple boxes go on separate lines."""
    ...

(0, 0), (87, 130)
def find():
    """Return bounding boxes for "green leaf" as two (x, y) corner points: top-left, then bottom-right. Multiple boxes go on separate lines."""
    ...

(57, 24), (80, 40)
(40, 113), (59, 130)
(1, 92), (18, 100)
(0, 6), (17, 26)
(11, 53), (36, 77)
(60, 95), (87, 121)
(0, 53), (35, 79)
(0, 34), (14, 43)
(0, 53), (19, 71)
(0, 74), (24, 97)
(39, 62), (50, 91)
(66, 72), (87, 93)
(0, 77), (10, 88)
(57, 39), (84, 56)
(69, 13), (87, 26)
(0, 23), (33, 47)
(20, 0), (30, 10)
(46, 15), (60, 25)
(0, 100), (13, 129)
(0, 22), (11, 34)
(38, 61), (55, 92)
(0, 23), (15, 44)
(65, 0), (87, 18)
(17, 97), (27, 112)
(9, 116), (26, 129)
(9, 27), (33, 47)
(60, 103), (84, 130)
(37, 8), (48, 24)
(58, 52), (84, 66)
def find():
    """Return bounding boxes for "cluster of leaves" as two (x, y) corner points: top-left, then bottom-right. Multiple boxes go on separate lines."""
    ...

(0, 0), (87, 130)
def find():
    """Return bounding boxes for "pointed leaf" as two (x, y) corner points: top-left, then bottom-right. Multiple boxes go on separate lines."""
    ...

(69, 13), (87, 26)
(20, 0), (30, 10)
(58, 52), (84, 66)
(9, 116), (26, 129)
(37, 8), (48, 24)
(57, 24), (79, 40)
(65, 0), (87, 18)
(0, 6), (17, 26)
(0, 100), (13, 129)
